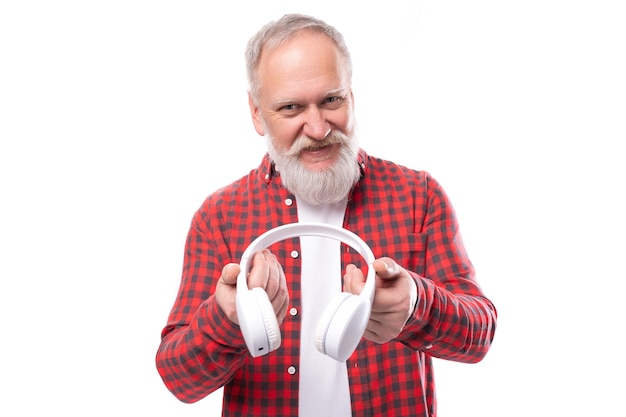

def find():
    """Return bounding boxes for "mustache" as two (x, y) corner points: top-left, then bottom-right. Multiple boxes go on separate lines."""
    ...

(284, 130), (348, 157)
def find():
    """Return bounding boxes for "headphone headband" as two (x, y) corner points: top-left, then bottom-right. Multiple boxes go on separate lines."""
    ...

(237, 222), (376, 303)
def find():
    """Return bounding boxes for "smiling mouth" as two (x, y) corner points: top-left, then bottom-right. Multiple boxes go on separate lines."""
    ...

(305, 145), (329, 151)
(303, 142), (336, 152)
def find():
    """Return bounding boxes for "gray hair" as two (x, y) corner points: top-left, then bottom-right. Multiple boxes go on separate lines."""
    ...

(245, 14), (352, 101)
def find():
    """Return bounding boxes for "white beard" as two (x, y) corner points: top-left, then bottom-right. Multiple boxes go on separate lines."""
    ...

(266, 130), (361, 206)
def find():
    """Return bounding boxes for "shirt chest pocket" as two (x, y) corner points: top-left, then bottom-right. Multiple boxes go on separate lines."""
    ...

(382, 231), (427, 277)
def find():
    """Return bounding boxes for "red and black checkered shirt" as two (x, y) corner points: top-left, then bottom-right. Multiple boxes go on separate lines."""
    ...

(156, 149), (497, 416)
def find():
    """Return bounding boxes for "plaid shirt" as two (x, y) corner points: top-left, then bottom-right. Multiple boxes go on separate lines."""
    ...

(156, 149), (497, 417)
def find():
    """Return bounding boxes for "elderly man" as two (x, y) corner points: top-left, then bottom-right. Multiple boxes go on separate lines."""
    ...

(156, 13), (496, 417)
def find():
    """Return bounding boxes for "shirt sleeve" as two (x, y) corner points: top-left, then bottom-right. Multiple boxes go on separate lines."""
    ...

(155, 208), (248, 403)
(396, 173), (497, 363)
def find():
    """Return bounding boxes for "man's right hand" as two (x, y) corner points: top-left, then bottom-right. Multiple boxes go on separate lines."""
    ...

(215, 249), (289, 325)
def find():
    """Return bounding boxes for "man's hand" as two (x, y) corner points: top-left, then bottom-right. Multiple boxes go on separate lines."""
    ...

(215, 249), (289, 325)
(343, 257), (418, 343)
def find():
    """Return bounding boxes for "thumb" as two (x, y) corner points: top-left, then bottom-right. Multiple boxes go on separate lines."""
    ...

(372, 258), (400, 279)
(220, 263), (241, 286)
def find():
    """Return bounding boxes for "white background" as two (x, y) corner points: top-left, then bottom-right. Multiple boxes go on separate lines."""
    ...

(1, 1), (624, 416)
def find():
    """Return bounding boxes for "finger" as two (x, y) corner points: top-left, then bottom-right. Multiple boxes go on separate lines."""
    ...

(343, 264), (366, 295)
(363, 322), (388, 344)
(270, 258), (289, 315)
(264, 251), (281, 300)
(219, 263), (241, 286)
(363, 325), (395, 344)
(216, 263), (242, 324)
(247, 250), (270, 289)
(273, 288), (290, 324)
(364, 312), (403, 343)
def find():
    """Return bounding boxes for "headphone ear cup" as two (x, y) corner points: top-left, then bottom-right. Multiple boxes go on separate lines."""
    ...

(315, 292), (351, 355)
(258, 289), (282, 352)
(315, 293), (371, 361)
(236, 287), (281, 357)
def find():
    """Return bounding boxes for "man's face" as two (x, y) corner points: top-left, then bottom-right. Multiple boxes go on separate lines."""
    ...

(249, 30), (355, 173)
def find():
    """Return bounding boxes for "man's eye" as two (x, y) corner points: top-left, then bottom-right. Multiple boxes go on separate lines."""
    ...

(280, 104), (297, 111)
(324, 96), (343, 106)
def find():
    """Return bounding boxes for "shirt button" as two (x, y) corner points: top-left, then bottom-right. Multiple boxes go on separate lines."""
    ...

(287, 366), (297, 375)
(285, 198), (293, 206)
(290, 250), (299, 259)
(289, 307), (298, 316)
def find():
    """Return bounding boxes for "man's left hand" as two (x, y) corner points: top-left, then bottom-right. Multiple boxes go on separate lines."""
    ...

(343, 257), (418, 344)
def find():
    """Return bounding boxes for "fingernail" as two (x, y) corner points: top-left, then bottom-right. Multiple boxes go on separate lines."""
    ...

(382, 260), (394, 273)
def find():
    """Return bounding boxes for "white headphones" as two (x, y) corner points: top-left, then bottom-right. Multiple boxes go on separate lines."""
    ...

(235, 222), (376, 362)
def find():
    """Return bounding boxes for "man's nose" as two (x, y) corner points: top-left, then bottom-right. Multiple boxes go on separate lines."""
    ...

(302, 107), (331, 140)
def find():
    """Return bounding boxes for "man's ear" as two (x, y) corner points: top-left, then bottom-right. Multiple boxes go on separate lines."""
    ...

(248, 92), (265, 137)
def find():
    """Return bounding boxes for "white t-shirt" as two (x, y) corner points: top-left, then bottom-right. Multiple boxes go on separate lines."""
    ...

(296, 197), (352, 417)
